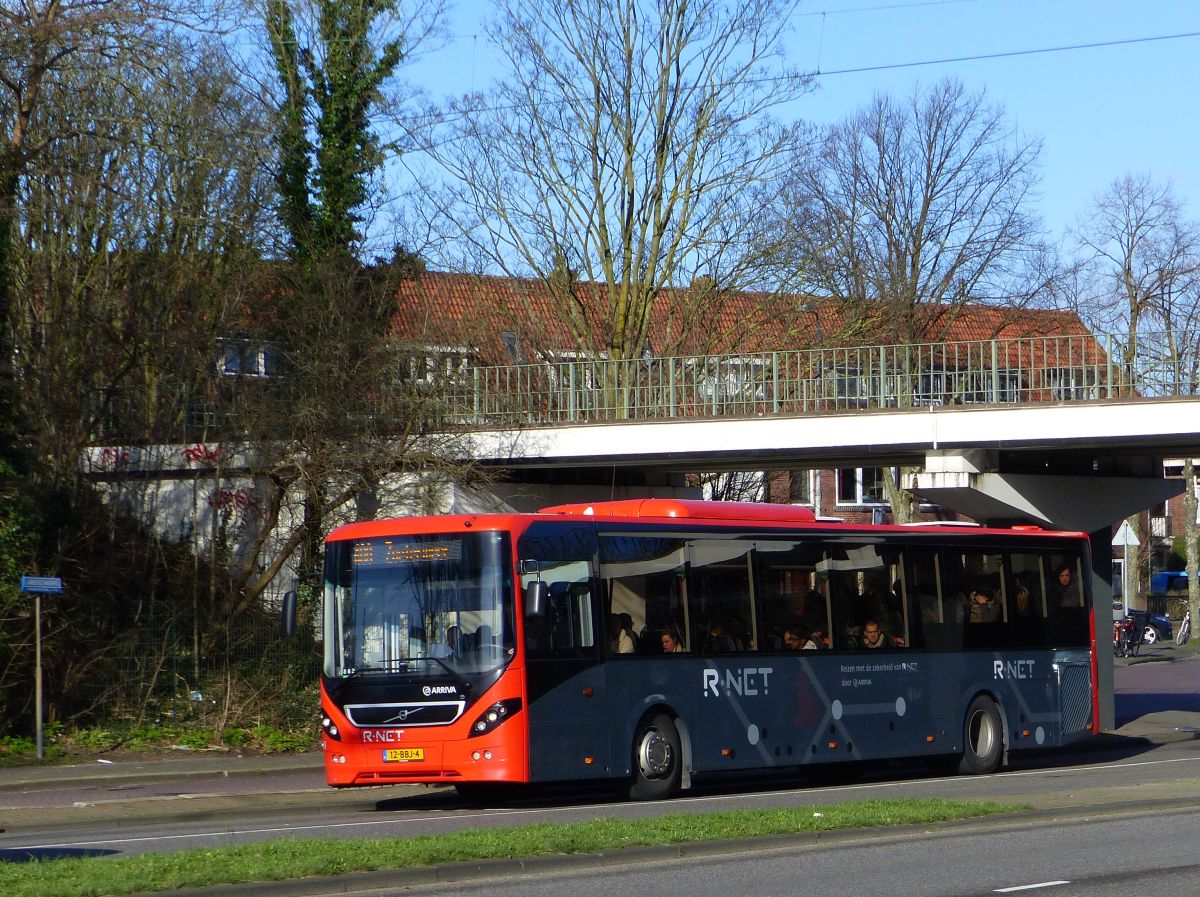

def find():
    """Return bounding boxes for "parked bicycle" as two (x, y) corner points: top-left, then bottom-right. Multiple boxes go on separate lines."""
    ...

(1177, 608), (1192, 646)
(1114, 614), (1140, 658)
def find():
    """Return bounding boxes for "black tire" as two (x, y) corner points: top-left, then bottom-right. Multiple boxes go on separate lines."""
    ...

(1178, 618), (1191, 646)
(628, 712), (682, 801)
(957, 695), (1004, 775)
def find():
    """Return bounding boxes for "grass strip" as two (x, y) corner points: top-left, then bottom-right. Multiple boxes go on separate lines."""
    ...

(1, 798), (1023, 897)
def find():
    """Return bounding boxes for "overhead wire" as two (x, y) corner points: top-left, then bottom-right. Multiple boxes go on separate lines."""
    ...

(402, 29), (1200, 148)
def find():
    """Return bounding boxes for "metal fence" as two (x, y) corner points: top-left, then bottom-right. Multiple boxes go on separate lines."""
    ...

(446, 332), (1200, 427)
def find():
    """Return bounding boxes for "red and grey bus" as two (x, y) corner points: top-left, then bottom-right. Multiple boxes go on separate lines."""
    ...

(316, 498), (1099, 800)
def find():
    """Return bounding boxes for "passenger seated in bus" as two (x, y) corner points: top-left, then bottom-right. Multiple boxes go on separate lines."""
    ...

(618, 613), (639, 651)
(429, 624), (461, 658)
(968, 585), (1001, 623)
(783, 626), (819, 650)
(865, 593), (902, 639)
(1053, 564), (1082, 607)
(661, 629), (685, 653)
(859, 619), (893, 649)
(474, 624), (494, 649)
(701, 620), (737, 654)
(608, 614), (636, 654)
(1014, 580), (1035, 618)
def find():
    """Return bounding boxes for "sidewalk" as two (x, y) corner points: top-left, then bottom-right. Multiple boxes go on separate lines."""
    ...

(0, 748), (324, 795)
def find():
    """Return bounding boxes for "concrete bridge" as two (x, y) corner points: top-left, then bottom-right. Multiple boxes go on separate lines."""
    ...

(457, 332), (1198, 533)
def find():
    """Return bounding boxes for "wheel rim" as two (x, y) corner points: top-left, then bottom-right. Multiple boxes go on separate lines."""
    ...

(1143, 628), (1158, 644)
(636, 727), (674, 780)
(967, 707), (999, 761)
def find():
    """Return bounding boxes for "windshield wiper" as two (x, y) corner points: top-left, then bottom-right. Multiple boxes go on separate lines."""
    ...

(421, 655), (472, 692)
(343, 659), (416, 678)
(342, 656), (471, 692)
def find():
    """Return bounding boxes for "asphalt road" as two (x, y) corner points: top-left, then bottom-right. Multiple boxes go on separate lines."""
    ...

(3, 734), (1199, 861)
(394, 806), (1200, 897)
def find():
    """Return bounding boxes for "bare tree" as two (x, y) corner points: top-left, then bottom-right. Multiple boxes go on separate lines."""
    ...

(423, 0), (811, 370)
(13, 43), (276, 489)
(777, 79), (1049, 522)
(781, 78), (1048, 345)
(1, 0), (202, 461)
(1072, 174), (1198, 338)
(1071, 173), (1200, 631)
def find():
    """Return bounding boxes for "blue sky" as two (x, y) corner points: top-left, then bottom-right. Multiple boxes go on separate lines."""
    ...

(402, 0), (1199, 245)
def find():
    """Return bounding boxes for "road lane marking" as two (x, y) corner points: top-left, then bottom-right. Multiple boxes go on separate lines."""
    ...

(994, 883), (1070, 893)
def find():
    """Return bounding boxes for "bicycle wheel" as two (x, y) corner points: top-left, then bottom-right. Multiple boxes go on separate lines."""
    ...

(1177, 617), (1191, 646)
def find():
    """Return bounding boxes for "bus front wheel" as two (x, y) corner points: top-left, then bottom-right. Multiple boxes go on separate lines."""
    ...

(958, 695), (1004, 775)
(628, 713), (681, 801)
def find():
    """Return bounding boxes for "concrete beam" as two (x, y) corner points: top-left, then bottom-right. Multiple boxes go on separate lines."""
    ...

(908, 470), (1184, 531)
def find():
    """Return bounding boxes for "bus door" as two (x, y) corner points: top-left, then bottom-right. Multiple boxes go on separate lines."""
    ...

(518, 522), (611, 782)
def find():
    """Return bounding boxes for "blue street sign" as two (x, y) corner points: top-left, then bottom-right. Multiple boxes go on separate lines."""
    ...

(20, 576), (63, 593)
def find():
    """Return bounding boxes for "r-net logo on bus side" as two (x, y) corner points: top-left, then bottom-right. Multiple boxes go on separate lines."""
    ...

(702, 666), (774, 698)
(993, 659), (1036, 680)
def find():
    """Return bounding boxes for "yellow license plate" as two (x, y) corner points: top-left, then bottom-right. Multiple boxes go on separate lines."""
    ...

(383, 748), (424, 762)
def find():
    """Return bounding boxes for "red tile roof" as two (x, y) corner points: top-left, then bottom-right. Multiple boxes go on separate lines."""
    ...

(391, 271), (1098, 365)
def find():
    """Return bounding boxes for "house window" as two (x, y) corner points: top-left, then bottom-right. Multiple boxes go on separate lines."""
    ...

(544, 352), (602, 392)
(501, 331), (522, 364)
(1045, 368), (1100, 400)
(917, 368), (1021, 405)
(219, 340), (278, 378)
(833, 367), (874, 405)
(836, 467), (889, 505)
(398, 348), (474, 385)
(787, 469), (813, 505)
(693, 356), (767, 409)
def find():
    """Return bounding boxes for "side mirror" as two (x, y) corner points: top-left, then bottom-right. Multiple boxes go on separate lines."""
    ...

(281, 590), (297, 637)
(524, 580), (549, 619)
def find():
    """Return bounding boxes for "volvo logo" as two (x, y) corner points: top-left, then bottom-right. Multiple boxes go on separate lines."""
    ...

(383, 707), (425, 723)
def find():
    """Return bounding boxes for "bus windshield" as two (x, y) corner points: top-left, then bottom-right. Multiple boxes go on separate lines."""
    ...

(323, 530), (515, 679)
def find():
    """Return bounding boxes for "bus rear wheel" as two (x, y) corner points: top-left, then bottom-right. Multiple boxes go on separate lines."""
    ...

(958, 695), (1004, 775)
(628, 713), (681, 801)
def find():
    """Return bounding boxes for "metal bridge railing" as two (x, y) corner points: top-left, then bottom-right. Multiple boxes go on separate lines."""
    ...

(445, 332), (1200, 427)
(88, 332), (1200, 442)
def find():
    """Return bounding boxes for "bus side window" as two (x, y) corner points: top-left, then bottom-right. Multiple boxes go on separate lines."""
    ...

(757, 539), (828, 652)
(688, 538), (754, 654)
(1008, 551), (1049, 647)
(1045, 550), (1090, 647)
(600, 535), (688, 654)
(906, 547), (941, 650)
(517, 521), (599, 660)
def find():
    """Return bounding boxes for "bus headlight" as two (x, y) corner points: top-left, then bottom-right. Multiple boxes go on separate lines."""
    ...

(468, 698), (522, 738)
(322, 715), (343, 742)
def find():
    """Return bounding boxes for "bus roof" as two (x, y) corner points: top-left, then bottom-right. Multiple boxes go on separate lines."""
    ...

(326, 499), (1088, 541)
(538, 498), (818, 522)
